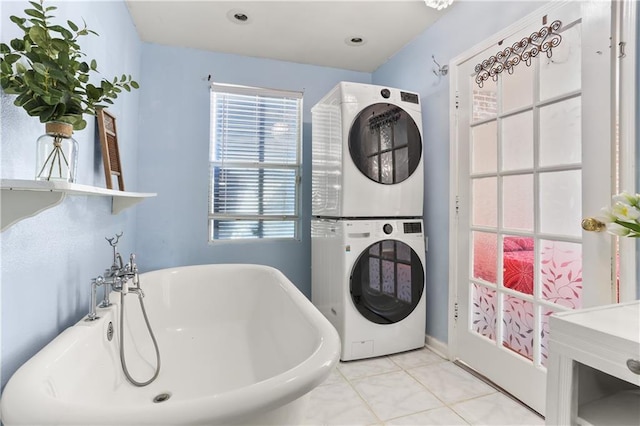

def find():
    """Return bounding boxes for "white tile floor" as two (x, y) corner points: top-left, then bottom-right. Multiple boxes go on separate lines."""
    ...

(303, 347), (545, 425)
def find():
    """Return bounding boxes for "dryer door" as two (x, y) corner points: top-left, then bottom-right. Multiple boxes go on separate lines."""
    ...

(350, 239), (425, 324)
(348, 103), (422, 185)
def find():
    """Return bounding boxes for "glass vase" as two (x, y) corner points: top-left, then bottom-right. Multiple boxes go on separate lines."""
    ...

(35, 122), (79, 182)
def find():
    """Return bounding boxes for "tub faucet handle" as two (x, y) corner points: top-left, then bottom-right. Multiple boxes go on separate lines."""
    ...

(105, 232), (123, 247)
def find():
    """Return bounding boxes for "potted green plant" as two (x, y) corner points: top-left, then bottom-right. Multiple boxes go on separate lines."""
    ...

(0, 0), (138, 182)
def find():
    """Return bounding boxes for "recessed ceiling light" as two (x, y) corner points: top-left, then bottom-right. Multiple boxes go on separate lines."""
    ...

(345, 36), (366, 47)
(227, 9), (250, 25)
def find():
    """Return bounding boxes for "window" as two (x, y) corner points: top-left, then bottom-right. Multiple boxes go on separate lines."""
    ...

(209, 83), (302, 241)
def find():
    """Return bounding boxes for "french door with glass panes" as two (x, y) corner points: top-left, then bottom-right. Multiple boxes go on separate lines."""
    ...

(450, 1), (616, 415)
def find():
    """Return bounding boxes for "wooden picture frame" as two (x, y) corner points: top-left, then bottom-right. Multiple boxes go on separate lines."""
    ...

(96, 109), (125, 191)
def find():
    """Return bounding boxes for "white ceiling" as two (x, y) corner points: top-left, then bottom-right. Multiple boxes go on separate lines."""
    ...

(125, 1), (450, 73)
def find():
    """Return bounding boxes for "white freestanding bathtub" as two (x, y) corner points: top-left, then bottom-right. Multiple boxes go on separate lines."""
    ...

(0, 264), (340, 425)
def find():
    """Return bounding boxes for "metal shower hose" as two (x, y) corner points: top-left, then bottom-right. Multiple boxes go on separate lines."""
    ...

(119, 287), (161, 387)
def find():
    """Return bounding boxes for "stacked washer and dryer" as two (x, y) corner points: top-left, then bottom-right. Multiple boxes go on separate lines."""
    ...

(311, 82), (426, 361)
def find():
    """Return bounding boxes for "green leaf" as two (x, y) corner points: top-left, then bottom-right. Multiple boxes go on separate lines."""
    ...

(67, 20), (78, 31)
(14, 92), (30, 106)
(28, 26), (47, 46)
(10, 38), (25, 51)
(25, 9), (46, 20)
(16, 62), (27, 74)
(0, 60), (12, 74)
(49, 25), (73, 40)
(10, 16), (27, 27)
(32, 62), (47, 75)
(47, 68), (67, 83)
(28, 1), (43, 11)
(615, 219), (640, 234)
(51, 39), (68, 53)
(4, 54), (21, 65)
(122, 83), (130, 92)
(86, 83), (101, 100)
(45, 6), (58, 12)
(74, 118), (87, 131)
(130, 80), (139, 89)
(121, 74), (126, 82)
(1, 43), (12, 53)
(52, 102), (66, 118)
(39, 105), (56, 122)
(90, 59), (97, 70)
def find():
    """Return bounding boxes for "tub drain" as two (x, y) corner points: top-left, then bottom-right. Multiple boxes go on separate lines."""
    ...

(153, 393), (171, 403)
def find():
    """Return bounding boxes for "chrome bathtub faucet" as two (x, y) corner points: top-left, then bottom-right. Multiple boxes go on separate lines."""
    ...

(102, 233), (140, 295)
(86, 233), (143, 321)
(86, 276), (105, 321)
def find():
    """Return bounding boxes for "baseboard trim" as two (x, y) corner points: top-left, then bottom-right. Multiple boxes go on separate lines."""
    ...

(424, 335), (449, 359)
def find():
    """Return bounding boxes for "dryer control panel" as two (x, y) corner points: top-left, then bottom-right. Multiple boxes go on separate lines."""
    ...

(400, 91), (419, 104)
(403, 222), (422, 234)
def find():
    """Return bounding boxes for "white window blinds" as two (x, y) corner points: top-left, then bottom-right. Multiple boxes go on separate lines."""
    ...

(209, 83), (302, 241)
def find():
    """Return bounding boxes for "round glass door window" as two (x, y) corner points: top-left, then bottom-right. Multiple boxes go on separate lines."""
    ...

(349, 103), (422, 184)
(350, 240), (425, 324)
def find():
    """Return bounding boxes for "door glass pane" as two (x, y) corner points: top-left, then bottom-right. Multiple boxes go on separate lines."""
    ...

(539, 96), (582, 167)
(395, 147), (409, 182)
(502, 63), (533, 112)
(503, 235), (534, 295)
(540, 23), (582, 101)
(381, 151), (393, 184)
(473, 231), (497, 284)
(503, 174), (534, 231)
(472, 177), (497, 227)
(397, 263), (412, 303)
(348, 103), (422, 184)
(502, 295), (534, 361)
(540, 239), (582, 309)
(472, 121), (497, 174)
(380, 124), (393, 150)
(472, 78), (497, 122)
(502, 111), (533, 171)
(539, 170), (582, 238)
(472, 283), (497, 341)
(369, 257), (381, 291)
(351, 240), (424, 324)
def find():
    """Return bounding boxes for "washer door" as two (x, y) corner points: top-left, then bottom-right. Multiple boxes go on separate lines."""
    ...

(350, 239), (425, 324)
(348, 103), (422, 185)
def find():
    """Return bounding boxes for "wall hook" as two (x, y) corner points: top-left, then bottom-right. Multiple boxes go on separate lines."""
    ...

(432, 55), (449, 77)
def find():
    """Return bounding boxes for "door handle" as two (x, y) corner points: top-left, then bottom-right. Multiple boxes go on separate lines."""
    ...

(581, 217), (606, 232)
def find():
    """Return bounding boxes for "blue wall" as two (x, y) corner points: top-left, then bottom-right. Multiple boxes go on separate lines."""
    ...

(134, 44), (370, 296)
(0, 1), (142, 389)
(373, 1), (550, 343)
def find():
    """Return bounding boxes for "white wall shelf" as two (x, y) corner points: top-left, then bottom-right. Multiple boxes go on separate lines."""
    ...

(1, 179), (156, 231)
